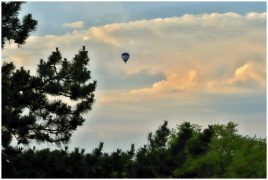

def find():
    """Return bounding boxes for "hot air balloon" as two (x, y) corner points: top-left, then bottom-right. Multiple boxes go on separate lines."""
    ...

(121, 52), (129, 63)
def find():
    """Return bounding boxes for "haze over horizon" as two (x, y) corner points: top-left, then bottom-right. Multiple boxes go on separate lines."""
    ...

(2, 2), (266, 152)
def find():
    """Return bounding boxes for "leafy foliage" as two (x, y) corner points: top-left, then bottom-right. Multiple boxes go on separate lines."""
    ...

(2, 2), (38, 48)
(2, 47), (96, 147)
(2, 121), (266, 178)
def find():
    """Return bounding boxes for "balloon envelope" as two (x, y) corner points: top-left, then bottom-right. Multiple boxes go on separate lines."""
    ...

(121, 52), (129, 63)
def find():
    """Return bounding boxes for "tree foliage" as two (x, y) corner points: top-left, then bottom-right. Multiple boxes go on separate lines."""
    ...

(2, 2), (38, 48)
(2, 121), (266, 178)
(2, 47), (96, 147)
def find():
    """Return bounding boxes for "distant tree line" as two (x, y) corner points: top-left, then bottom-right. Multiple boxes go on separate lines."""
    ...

(2, 121), (266, 178)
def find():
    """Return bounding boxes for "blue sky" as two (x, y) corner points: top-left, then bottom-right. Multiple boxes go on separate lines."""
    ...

(3, 2), (266, 152)
(20, 2), (266, 35)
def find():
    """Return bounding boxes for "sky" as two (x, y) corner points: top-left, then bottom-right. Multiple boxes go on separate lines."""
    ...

(2, 1), (266, 152)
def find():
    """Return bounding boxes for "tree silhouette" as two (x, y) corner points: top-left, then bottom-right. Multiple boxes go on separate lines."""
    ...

(2, 2), (38, 48)
(2, 46), (96, 147)
(135, 121), (171, 177)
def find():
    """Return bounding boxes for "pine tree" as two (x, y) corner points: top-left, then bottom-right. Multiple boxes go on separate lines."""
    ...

(2, 46), (96, 147)
(2, 2), (38, 48)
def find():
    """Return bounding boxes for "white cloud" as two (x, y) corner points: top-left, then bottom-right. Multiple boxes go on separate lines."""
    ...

(63, 21), (84, 29)
(207, 62), (266, 90)
(131, 70), (198, 94)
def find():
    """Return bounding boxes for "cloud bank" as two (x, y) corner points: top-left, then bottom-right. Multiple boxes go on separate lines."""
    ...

(2, 12), (266, 151)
